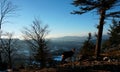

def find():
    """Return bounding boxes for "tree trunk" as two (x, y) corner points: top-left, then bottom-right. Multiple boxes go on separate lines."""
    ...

(40, 46), (46, 68)
(95, 10), (106, 59)
(0, 30), (2, 63)
(0, 24), (1, 30)
(0, 52), (2, 63)
(8, 50), (12, 68)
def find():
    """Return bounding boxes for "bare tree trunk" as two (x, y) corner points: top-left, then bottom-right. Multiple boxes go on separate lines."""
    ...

(0, 52), (2, 63)
(8, 50), (12, 68)
(95, 10), (106, 59)
(0, 30), (2, 63)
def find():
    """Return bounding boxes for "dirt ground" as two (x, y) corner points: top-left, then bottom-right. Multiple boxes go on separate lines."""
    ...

(18, 61), (120, 72)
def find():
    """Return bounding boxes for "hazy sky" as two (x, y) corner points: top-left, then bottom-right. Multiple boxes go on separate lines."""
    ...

(2, 0), (110, 38)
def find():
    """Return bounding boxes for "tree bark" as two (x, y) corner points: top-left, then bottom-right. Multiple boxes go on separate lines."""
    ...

(0, 30), (2, 63)
(8, 50), (12, 68)
(0, 52), (2, 63)
(95, 10), (106, 59)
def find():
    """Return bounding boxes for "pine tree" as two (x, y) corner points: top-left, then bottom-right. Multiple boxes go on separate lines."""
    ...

(80, 33), (95, 58)
(71, 0), (120, 59)
(102, 19), (120, 51)
(108, 19), (120, 47)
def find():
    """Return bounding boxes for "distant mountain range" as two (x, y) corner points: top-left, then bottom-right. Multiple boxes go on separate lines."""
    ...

(50, 34), (109, 42)
(0, 35), (109, 56)
(48, 35), (109, 55)
(51, 36), (87, 42)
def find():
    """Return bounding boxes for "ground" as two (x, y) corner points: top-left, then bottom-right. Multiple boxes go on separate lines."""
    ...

(18, 61), (120, 72)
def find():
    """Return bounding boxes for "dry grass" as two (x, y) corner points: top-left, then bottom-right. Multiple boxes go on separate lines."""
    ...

(16, 61), (120, 72)
(19, 68), (56, 72)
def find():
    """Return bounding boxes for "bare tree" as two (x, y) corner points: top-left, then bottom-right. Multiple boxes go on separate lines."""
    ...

(0, 0), (17, 64)
(1, 32), (19, 68)
(0, 0), (17, 29)
(22, 18), (50, 68)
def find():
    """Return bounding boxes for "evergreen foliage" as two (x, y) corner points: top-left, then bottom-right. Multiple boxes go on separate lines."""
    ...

(108, 19), (120, 46)
(71, 0), (120, 58)
(102, 19), (120, 51)
(80, 33), (95, 57)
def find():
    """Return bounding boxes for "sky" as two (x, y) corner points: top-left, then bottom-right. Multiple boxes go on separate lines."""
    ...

(2, 0), (111, 39)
